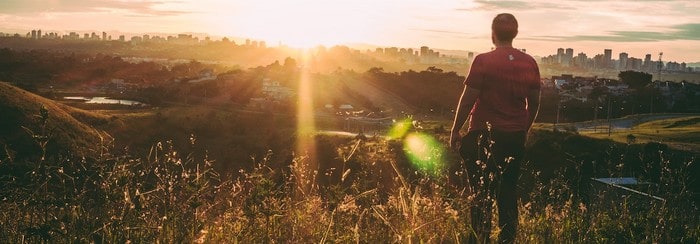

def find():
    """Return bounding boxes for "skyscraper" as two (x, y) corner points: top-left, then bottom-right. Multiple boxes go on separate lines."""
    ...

(619, 52), (629, 70)
(565, 48), (574, 66)
(644, 54), (652, 70)
(557, 48), (565, 64)
(604, 49), (612, 68)
(420, 46), (429, 57)
(576, 52), (587, 68)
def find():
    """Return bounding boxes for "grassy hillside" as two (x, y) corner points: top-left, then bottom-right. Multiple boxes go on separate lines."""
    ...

(581, 115), (700, 152)
(0, 81), (110, 160)
(102, 106), (300, 173)
(1, 81), (697, 242)
(1, 129), (697, 243)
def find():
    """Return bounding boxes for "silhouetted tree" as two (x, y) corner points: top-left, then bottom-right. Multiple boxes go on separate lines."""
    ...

(618, 70), (652, 90)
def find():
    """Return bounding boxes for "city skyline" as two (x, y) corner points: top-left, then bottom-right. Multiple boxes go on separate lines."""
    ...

(13, 28), (696, 71)
(1, 0), (699, 63)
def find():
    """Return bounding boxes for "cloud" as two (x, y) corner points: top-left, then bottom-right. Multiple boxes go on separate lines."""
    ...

(411, 28), (484, 40)
(0, 0), (188, 16)
(456, 0), (573, 11)
(472, 0), (531, 10)
(541, 23), (700, 42)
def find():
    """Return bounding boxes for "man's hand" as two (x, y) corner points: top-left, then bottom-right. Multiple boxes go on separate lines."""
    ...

(449, 130), (461, 151)
(450, 86), (479, 152)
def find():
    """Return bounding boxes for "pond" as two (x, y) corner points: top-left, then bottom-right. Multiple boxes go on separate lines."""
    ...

(63, 96), (144, 106)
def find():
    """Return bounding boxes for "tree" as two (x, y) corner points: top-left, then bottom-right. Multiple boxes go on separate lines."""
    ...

(618, 70), (652, 90)
(283, 57), (297, 70)
(426, 66), (443, 73)
(366, 67), (384, 75)
(588, 86), (609, 102)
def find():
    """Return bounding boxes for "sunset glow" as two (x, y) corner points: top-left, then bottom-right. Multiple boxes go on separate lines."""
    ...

(1, 0), (699, 62)
(2, 0), (700, 242)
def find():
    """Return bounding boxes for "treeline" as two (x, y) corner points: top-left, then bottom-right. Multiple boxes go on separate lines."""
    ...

(361, 66), (465, 115)
(0, 48), (217, 89)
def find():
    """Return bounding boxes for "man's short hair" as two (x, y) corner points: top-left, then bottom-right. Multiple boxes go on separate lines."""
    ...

(492, 13), (518, 42)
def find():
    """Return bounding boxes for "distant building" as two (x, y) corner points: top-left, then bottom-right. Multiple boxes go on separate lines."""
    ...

(420, 46), (429, 57)
(261, 79), (295, 101)
(565, 48), (573, 66)
(644, 54), (652, 70)
(604, 49), (612, 68)
(575, 52), (588, 68)
(619, 52), (629, 70)
(629, 58), (643, 70)
(557, 48), (565, 64)
(130, 36), (142, 43)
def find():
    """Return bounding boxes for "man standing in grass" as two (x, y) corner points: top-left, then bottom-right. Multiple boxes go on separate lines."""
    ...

(449, 13), (541, 243)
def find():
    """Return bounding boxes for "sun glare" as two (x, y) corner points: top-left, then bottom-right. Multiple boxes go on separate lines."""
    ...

(295, 50), (317, 195)
(386, 119), (446, 176)
(403, 133), (445, 176)
(215, 0), (380, 49)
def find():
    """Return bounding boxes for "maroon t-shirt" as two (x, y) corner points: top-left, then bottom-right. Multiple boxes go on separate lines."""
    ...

(464, 47), (541, 132)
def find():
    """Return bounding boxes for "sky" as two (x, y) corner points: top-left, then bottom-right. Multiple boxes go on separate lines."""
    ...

(0, 0), (699, 63)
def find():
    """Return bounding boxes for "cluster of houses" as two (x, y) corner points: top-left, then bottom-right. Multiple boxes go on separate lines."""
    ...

(543, 75), (628, 102)
(543, 74), (700, 110)
(246, 79), (388, 124)
(247, 79), (295, 110)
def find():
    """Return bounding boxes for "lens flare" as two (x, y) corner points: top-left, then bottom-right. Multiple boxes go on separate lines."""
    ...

(295, 50), (317, 195)
(387, 119), (412, 140)
(403, 132), (445, 176)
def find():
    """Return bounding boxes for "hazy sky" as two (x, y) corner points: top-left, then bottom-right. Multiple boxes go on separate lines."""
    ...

(1, 0), (699, 63)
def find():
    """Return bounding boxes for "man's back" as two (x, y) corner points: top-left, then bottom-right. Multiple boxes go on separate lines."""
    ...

(465, 47), (540, 132)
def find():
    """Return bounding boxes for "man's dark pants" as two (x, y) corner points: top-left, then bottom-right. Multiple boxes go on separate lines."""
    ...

(458, 129), (526, 243)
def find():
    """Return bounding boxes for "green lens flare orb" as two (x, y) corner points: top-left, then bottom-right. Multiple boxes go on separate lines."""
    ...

(403, 133), (445, 175)
(387, 119), (412, 139)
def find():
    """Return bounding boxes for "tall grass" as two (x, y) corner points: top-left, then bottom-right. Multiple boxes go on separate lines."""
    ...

(1, 117), (698, 242)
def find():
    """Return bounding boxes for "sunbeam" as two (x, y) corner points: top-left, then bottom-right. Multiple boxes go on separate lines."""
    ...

(294, 50), (317, 196)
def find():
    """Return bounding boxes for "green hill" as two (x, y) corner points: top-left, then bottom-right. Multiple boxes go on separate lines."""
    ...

(0, 81), (110, 161)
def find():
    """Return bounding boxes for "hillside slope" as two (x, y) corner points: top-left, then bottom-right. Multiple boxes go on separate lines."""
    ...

(0, 82), (109, 160)
(339, 76), (416, 114)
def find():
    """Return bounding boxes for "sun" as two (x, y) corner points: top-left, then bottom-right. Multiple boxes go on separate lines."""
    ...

(247, 14), (362, 49)
(211, 1), (379, 49)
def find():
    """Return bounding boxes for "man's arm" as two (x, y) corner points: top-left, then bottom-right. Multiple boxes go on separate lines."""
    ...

(450, 86), (481, 150)
(526, 88), (541, 131)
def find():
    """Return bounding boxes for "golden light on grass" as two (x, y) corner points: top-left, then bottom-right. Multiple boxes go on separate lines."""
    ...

(295, 50), (317, 195)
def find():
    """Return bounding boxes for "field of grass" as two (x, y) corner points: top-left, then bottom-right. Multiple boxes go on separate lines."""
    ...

(2, 81), (699, 242)
(580, 115), (700, 152)
(1, 122), (698, 242)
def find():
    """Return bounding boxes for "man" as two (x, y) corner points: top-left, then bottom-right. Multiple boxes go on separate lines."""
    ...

(449, 13), (541, 243)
